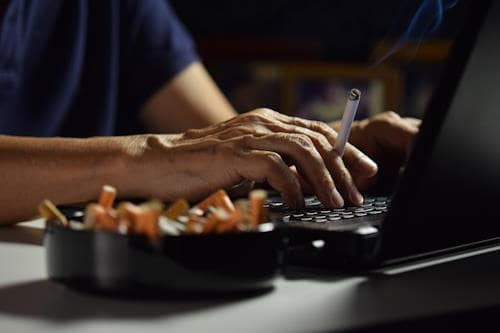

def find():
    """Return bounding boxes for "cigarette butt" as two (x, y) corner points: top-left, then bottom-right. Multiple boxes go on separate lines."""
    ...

(138, 209), (160, 239)
(196, 189), (235, 213)
(94, 206), (118, 232)
(124, 204), (159, 239)
(188, 207), (205, 217)
(164, 199), (190, 219)
(216, 209), (243, 233)
(38, 199), (68, 227)
(202, 207), (229, 234)
(185, 216), (205, 235)
(84, 203), (100, 227)
(98, 185), (117, 209)
(249, 189), (268, 226)
(158, 216), (181, 236)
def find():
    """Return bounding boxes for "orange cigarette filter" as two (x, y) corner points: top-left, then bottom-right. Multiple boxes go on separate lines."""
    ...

(90, 204), (118, 231)
(196, 189), (235, 213)
(202, 207), (229, 234)
(185, 216), (205, 235)
(249, 189), (268, 226)
(139, 210), (160, 239)
(98, 185), (117, 209)
(125, 204), (145, 232)
(116, 202), (137, 233)
(216, 209), (243, 233)
(164, 199), (190, 219)
(124, 204), (160, 239)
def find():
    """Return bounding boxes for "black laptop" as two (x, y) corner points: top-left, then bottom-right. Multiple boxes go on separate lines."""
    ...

(269, 0), (500, 269)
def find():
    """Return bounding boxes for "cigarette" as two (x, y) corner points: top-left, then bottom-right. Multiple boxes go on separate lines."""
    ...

(216, 209), (242, 233)
(39, 199), (68, 227)
(333, 89), (361, 157)
(185, 216), (205, 235)
(196, 189), (235, 213)
(248, 189), (267, 226)
(98, 185), (117, 209)
(202, 206), (229, 234)
(138, 209), (160, 239)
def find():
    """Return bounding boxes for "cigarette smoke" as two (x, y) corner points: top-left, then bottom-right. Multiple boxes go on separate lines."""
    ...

(375, 0), (459, 64)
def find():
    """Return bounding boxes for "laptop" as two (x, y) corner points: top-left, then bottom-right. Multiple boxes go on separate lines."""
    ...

(269, 0), (500, 269)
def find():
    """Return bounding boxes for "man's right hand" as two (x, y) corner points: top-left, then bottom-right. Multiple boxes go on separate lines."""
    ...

(123, 108), (378, 209)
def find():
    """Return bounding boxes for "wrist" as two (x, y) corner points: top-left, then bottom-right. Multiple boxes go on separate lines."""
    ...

(112, 134), (182, 199)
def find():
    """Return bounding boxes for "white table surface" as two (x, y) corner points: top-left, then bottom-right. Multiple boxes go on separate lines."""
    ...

(1, 220), (500, 333)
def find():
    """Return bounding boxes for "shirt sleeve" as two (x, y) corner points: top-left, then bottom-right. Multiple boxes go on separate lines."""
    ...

(119, 0), (199, 113)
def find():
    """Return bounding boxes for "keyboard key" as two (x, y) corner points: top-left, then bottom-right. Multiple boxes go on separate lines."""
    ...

(328, 216), (341, 221)
(355, 213), (368, 217)
(292, 213), (304, 218)
(300, 217), (313, 221)
(369, 210), (383, 215)
(306, 212), (318, 216)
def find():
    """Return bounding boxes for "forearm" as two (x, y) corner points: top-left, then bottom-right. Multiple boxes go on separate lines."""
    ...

(142, 62), (237, 133)
(0, 135), (135, 224)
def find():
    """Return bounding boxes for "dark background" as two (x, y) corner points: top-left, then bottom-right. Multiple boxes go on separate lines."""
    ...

(170, 0), (468, 119)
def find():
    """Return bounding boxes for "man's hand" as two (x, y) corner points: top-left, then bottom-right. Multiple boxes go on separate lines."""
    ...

(127, 108), (378, 209)
(331, 111), (421, 191)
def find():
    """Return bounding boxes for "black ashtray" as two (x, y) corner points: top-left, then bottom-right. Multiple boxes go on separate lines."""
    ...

(44, 209), (282, 296)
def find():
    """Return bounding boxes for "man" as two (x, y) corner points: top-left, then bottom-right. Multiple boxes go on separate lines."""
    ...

(0, 0), (419, 223)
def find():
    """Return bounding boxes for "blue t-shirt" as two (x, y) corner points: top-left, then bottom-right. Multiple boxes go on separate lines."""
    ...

(0, 0), (199, 137)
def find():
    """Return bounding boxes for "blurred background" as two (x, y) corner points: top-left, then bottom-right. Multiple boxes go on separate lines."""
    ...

(170, 0), (466, 122)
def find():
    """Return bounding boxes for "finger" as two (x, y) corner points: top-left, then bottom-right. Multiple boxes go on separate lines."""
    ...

(289, 165), (314, 194)
(237, 134), (345, 208)
(235, 150), (304, 208)
(272, 113), (378, 177)
(257, 122), (364, 205)
(404, 117), (422, 128)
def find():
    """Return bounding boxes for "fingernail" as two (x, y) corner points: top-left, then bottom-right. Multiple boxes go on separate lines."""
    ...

(350, 188), (364, 206)
(331, 189), (344, 207)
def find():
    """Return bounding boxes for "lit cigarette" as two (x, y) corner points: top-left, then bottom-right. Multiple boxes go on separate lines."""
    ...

(333, 89), (361, 157)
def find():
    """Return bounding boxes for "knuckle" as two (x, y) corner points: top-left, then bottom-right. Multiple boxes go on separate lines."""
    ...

(262, 152), (284, 171)
(255, 107), (276, 115)
(383, 111), (400, 120)
(243, 112), (267, 123)
(311, 120), (330, 132)
(183, 129), (199, 138)
(288, 133), (314, 149)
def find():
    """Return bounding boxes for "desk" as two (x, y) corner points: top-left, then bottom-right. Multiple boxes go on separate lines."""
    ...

(1, 220), (500, 333)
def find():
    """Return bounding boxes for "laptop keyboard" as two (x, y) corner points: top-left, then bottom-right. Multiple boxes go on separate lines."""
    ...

(266, 196), (390, 227)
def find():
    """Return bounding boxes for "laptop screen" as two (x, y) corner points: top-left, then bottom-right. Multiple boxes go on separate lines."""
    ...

(381, 0), (500, 261)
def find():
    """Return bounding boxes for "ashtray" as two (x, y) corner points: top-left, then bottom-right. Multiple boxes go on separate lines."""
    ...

(44, 209), (282, 296)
